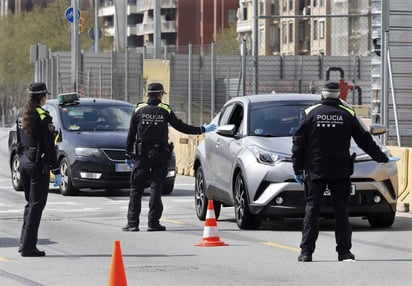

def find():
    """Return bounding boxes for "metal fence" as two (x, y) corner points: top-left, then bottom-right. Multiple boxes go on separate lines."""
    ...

(40, 46), (370, 126)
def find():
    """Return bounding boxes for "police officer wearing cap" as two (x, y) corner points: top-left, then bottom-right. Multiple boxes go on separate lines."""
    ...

(123, 82), (216, 232)
(292, 81), (399, 262)
(17, 82), (61, 257)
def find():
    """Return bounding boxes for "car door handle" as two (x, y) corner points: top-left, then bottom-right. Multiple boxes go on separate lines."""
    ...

(215, 140), (220, 148)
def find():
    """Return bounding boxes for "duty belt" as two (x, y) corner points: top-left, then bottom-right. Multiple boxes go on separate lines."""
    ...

(22, 147), (37, 161)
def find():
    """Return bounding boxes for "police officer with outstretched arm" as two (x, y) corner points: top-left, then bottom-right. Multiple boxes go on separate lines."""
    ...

(17, 83), (62, 257)
(123, 83), (216, 232)
(291, 81), (399, 262)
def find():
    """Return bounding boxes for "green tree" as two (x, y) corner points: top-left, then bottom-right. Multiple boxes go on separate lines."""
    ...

(0, 0), (112, 125)
(215, 24), (240, 55)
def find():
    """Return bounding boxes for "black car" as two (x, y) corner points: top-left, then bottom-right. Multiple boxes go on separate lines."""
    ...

(8, 93), (176, 196)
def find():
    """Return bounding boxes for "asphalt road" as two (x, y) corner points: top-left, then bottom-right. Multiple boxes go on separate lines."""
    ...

(0, 127), (411, 286)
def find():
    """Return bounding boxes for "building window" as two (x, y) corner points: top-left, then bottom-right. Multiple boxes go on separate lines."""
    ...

(299, 22), (305, 42)
(282, 23), (287, 43)
(243, 7), (247, 20)
(319, 21), (325, 39)
(289, 0), (293, 10)
(282, 0), (287, 12)
(270, 0), (277, 15)
(320, 0), (324, 7)
(313, 0), (317, 7)
(313, 20), (318, 40)
(289, 22), (293, 43)
(260, 2), (264, 15)
(260, 28), (265, 48)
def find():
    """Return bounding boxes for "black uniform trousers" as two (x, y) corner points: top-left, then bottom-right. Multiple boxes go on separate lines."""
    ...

(19, 155), (49, 252)
(300, 177), (352, 255)
(127, 153), (168, 228)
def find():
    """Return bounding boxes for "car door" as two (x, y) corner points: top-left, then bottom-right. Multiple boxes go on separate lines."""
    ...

(204, 103), (235, 198)
(213, 103), (245, 201)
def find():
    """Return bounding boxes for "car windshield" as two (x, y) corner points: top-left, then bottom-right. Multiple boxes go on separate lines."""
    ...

(60, 104), (134, 132)
(249, 100), (318, 137)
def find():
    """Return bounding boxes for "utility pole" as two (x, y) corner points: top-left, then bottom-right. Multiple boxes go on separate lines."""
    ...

(253, 0), (258, 94)
(153, 0), (161, 59)
(94, 0), (99, 53)
(71, 0), (80, 91)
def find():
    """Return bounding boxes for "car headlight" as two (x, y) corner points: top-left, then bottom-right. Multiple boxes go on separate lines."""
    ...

(75, 147), (104, 157)
(248, 145), (288, 166)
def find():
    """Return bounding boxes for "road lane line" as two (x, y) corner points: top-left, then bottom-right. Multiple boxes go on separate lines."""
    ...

(160, 218), (186, 225)
(261, 241), (300, 252)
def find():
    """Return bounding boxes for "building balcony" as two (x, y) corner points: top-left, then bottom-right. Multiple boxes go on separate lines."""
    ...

(136, 20), (176, 35)
(136, 0), (176, 12)
(237, 19), (253, 33)
(99, 5), (115, 17)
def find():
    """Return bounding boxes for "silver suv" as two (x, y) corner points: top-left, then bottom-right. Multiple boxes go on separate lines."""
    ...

(194, 93), (398, 229)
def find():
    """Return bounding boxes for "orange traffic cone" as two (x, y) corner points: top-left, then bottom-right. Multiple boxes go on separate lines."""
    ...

(195, 200), (228, 247)
(107, 240), (128, 286)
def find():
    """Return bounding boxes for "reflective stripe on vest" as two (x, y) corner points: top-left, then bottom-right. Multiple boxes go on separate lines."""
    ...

(304, 103), (355, 117)
(305, 103), (321, 115)
(35, 107), (48, 120)
(338, 104), (355, 117)
(135, 103), (171, 113)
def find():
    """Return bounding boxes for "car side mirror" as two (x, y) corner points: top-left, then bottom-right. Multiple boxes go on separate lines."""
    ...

(370, 124), (387, 136)
(216, 124), (236, 137)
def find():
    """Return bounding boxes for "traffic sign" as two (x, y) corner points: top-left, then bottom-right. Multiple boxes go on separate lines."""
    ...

(65, 6), (81, 23)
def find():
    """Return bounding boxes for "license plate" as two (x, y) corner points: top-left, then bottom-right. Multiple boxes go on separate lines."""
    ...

(115, 163), (131, 172)
(324, 185), (355, 196)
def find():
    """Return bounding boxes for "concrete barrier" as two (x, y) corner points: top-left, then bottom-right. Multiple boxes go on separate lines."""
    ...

(387, 146), (411, 212)
(169, 128), (203, 177)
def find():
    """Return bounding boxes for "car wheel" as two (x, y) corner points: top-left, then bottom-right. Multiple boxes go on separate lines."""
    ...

(194, 166), (221, 221)
(162, 180), (175, 195)
(367, 212), (396, 228)
(195, 166), (208, 221)
(59, 157), (78, 196)
(11, 153), (23, 192)
(233, 172), (261, 230)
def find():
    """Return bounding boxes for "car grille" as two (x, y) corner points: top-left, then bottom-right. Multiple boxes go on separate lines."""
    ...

(102, 149), (127, 161)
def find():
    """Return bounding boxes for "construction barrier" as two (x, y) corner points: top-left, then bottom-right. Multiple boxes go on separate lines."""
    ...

(169, 129), (412, 212)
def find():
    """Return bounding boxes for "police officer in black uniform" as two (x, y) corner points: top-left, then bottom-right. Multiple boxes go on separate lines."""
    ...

(17, 82), (61, 257)
(123, 82), (216, 232)
(292, 81), (399, 262)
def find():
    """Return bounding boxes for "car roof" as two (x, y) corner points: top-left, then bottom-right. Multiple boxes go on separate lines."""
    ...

(226, 93), (321, 105)
(46, 97), (134, 107)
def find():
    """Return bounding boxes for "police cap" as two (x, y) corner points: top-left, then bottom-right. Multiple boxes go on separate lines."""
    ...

(147, 82), (167, 96)
(29, 82), (51, 98)
(321, 81), (340, 99)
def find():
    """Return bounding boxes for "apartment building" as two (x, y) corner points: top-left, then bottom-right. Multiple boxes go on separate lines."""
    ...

(98, 0), (238, 50)
(236, 0), (370, 56)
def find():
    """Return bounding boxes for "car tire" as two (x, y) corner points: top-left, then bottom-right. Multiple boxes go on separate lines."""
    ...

(195, 166), (208, 220)
(59, 157), (79, 196)
(10, 153), (23, 192)
(162, 180), (175, 195)
(367, 212), (396, 228)
(233, 172), (261, 230)
(194, 166), (221, 221)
